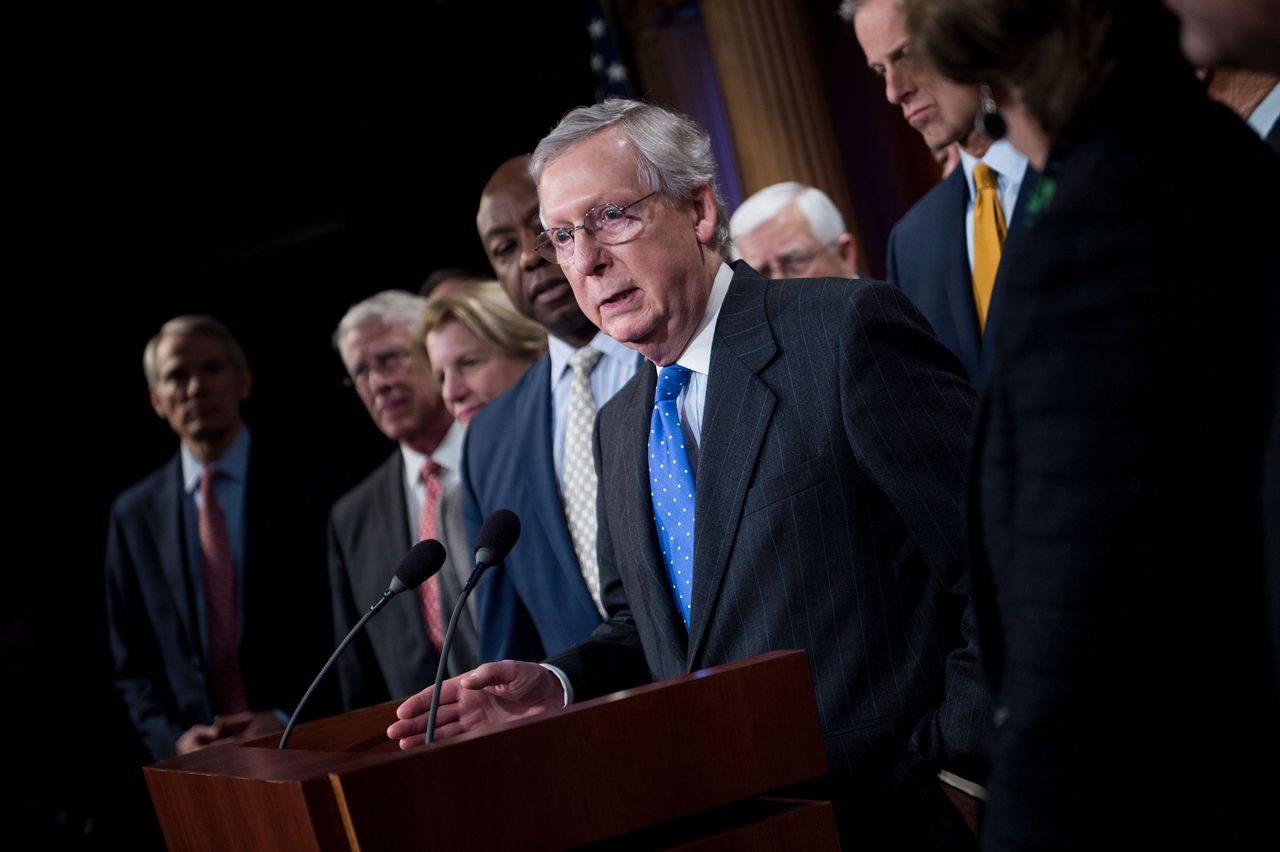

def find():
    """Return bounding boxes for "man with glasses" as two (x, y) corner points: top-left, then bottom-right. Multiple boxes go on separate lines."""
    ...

(328, 290), (479, 711)
(390, 100), (988, 849)
(463, 155), (639, 664)
(729, 182), (861, 280)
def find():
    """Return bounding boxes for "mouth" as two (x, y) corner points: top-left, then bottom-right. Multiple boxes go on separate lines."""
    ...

(528, 274), (572, 305)
(599, 288), (639, 313)
(905, 105), (933, 126)
(454, 404), (481, 425)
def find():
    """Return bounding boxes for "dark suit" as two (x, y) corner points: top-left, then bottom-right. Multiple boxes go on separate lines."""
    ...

(105, 437), (335, 762)
(548, 265), (989, 844)
(886, 160), (1037, 392)
(463, 355), (605, 662)
(972, 67), (1280, 850)
(329, 448), (479, 710)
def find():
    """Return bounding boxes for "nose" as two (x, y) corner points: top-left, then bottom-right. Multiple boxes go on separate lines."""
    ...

(569, 230), (607, 278)
(885, 66), (911, 105)
(442, 370), (469, 409)
(519, 229), (543, 271)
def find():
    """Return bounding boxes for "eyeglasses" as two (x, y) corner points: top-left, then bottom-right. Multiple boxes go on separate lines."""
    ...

(755, 239), (839, 279)
(535, 191), (658, 264)
(344, 347), (412, 390)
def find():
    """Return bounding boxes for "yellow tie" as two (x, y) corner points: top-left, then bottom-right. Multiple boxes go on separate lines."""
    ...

(972, 162), (1007, 333)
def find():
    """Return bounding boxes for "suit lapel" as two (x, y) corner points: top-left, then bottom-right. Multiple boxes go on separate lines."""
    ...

(518, 356), (591, 601)
(687, 266), (778, 665)
(617, 367), (688, 662)
(941, 169), (982, 378)
(153, 453), (200, 655)
(981, 167), (1040, 382)
(377, 452), (430, 659)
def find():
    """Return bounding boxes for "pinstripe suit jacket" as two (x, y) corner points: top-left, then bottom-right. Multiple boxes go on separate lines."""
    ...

(548, 263), (991, 789)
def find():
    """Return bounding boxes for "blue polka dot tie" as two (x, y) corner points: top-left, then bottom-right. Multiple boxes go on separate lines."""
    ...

(649, 364), (696, 629)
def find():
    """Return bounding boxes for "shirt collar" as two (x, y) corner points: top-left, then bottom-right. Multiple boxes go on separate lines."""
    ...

(959, 138), (1030, 199)
(652, 261), (734, 378)
(182, 425), (251, 495)
(548, 328), (633, 386)
(1248, 81), (1280, 139)
(400, 420), (465, 487)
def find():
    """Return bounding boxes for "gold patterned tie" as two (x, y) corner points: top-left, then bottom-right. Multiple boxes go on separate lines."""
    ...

(563, 346), (604, 614)
(972, 162), (1007, 332)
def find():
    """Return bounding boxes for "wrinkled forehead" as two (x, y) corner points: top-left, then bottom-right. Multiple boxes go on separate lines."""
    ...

(537, 129), (646, 225)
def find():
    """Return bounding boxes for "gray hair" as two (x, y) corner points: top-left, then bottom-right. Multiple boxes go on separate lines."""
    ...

(143, 314), (248, 387)
(728, 182), (848, 255)
(530, 98), (732, 256)
(837, 0), (876, 24)
(333, 290), (429, 366)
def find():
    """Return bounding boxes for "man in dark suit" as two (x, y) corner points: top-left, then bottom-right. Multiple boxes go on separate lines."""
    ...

(463, 156), (639, 662)
(845, 0), (1035, 391)
(391, 100), (988, 848)
(329, 290), (479, 710)
(105, 316), (335, 761)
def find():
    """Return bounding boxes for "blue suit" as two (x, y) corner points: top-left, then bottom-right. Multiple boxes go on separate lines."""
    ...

(461, 355), (602, 662)
(886, 164), (1038, 392)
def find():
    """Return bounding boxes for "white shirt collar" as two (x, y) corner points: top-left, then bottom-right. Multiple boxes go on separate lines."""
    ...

(400, 420), (464, 488)
(652, 262), (734, 378)
(1248, 81), (1280, 139)
(959, 138), (1030, 198)
(548, 329), (633, 386)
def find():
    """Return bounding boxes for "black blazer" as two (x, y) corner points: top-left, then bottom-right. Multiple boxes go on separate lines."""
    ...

(972, 74), (1280, 849)
(105, 436), (336, 761)
(328, 448), (479, 711)
(548, 265), (990, 797)
(886, 161), (1038, 392)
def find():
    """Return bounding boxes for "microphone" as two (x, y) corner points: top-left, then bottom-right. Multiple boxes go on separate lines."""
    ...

(469, 509), (522, 589)
(426, 509), (521, 744)
(279, 539), (447, 749)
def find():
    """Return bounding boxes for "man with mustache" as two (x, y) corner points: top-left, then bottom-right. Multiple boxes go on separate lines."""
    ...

(463, 155), (639, 662)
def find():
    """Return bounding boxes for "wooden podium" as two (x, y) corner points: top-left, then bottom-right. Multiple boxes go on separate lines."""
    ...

(144, 650), (837, 850)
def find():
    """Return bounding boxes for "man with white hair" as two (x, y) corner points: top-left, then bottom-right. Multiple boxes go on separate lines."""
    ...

(729, 181), (860, 280)
(328, 290), (479, 711)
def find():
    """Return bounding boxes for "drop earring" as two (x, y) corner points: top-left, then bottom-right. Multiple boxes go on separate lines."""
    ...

(975, 82), (1007, 140)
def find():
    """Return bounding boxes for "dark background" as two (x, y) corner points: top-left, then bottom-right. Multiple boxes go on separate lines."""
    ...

(9, 2), (932, 846)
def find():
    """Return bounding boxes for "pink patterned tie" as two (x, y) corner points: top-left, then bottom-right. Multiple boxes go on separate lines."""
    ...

(417, 460), (445, 651)
(199, 466), (248, 713)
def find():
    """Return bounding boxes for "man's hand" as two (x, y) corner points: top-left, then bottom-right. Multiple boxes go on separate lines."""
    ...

(175, 722), (224, 754)
(215, 710), (284, 742)
(387, 660), (564, 749)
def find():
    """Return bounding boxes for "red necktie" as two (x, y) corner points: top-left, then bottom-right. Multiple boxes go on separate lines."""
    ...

(417, 460), (445, 651)
(199, 466), (248, 713)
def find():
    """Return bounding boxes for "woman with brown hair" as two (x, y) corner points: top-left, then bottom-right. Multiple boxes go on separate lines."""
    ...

(903, 1), (1280, 848)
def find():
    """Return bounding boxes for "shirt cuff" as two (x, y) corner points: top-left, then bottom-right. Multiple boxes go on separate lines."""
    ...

(538, 663), (573, 707)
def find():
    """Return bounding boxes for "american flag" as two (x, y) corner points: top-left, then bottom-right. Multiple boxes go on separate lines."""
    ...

(587, 0), (633, 101)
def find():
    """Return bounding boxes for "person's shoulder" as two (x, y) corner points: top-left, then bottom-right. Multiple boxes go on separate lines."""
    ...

(891, 167), (967, 243)
(109, 455), (179, 521)
(468, 353), (550, 442)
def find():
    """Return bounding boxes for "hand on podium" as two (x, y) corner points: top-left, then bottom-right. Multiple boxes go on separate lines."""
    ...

(388, 660), (564, 749)
(174, 711), (283, 754)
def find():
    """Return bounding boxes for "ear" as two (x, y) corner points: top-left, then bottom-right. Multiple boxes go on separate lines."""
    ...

(148, 386), (167, 419)
(690, 183), (717, 247)
(835, 233), (859, 278)
(236, 367), (253, 403)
